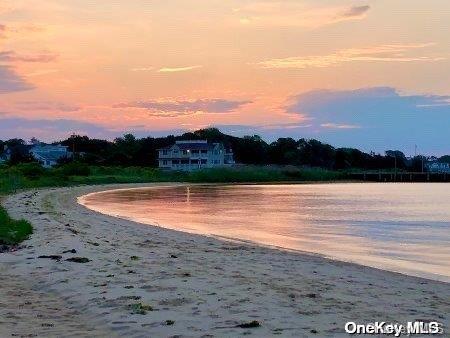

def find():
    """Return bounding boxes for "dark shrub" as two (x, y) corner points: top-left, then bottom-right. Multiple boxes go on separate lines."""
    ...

(15, 162), (45, 179)
(58, 162), (91, 176)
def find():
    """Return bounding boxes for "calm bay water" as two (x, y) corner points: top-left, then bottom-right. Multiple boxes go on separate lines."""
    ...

(79, 183), (450, 282)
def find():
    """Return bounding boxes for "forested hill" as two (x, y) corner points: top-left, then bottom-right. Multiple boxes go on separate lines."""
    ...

(0, 128), (442, 171)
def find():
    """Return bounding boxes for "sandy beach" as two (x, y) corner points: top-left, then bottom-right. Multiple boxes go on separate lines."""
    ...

(1, 184), (449, 337)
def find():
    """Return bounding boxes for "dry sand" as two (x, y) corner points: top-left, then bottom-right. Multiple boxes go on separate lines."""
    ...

(1, 184), (449, 337)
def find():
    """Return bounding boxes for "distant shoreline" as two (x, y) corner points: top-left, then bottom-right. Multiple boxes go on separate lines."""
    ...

(1, 183), (449, 336)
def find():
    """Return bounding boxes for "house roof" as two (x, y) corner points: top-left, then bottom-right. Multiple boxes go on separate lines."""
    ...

(32, 150), (68, 162)
(158, 141), (220, 151)
(31, 144), (68, 152)
(176, 143), (217, 151)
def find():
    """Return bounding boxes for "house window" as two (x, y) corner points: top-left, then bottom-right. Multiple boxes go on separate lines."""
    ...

(181, 159), (189, 164)
(191, 159), (199, 164)
(163, 160), (168, 165)
(201, 149), (207, 154)
(201, 159), (207, 164)
(162, 150), (168, 155)
(182, 150), (188, 155)
(172, 160), (179, 164)
(192, 150), (199, 154)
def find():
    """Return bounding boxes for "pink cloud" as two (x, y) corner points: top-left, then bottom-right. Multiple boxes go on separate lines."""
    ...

(114, 98), (252, 117)
(0, 50), (57, 63)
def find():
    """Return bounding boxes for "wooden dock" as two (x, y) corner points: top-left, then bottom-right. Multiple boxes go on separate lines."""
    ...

(349, 172), (450, 182)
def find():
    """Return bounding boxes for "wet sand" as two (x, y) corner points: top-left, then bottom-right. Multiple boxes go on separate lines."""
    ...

(1, 184), (449, 337)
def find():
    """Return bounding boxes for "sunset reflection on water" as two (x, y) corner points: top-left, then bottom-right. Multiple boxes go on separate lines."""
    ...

(79, 183), (450, 282)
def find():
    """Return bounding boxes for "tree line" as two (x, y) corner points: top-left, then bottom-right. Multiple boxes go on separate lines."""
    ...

(1, 128), (446, 171)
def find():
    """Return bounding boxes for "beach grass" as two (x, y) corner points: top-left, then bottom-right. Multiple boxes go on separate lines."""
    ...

(0, 206), (33, 245)
(0, 163), (346, 195)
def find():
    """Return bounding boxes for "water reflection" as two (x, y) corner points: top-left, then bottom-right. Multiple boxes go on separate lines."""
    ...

(79, 183), (450, 282)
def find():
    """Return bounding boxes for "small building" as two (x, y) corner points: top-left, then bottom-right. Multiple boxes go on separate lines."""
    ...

(426, 161), (450, 173)
(0, 153), (8, 164)
(0, 144), (29, 163)
(30, 144), (70, 168)
(158, 140), (234, 171)
(0, 146), (10, 163)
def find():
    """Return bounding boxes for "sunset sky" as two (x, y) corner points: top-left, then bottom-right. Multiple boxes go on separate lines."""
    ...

(0, 0), (449, 154)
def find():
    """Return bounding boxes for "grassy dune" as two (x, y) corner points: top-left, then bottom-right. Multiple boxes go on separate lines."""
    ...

(0, 206), (33, 245)
(0, 163), (346, 195)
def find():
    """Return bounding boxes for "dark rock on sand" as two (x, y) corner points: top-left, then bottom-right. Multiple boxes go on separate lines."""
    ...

(38, 255), (63, 260)
(236, 320), (261, 328)
(66, 257), (90, 263)
(62, 249), (77, 254)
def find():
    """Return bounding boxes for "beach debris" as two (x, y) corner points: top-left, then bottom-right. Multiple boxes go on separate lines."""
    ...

(87, 241), (100, 246)
(159, 297), (192, 307)
(124, 285), (134, 289)
(165, 320), (175, 326)
(41, 323), (54, 327)
(130, 302), (153, 315)
(130, 255), (140, 261)
(117, 295), (141, 301)
(170, 254), (178, 258)
(66, 257), (90, 263)
(67, 228), (79, 235)
(93, 283), (108, 287)
(62, 249), (77, 254)
(304, 293), (317, 299)
(236, 320), (261, 328)
(310, 329), (318, 334)
(38, 255), (62, 260)
(0, 244), (23, 253)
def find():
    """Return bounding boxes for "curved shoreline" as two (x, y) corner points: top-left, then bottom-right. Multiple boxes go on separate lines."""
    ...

(1, 184), (449, 337)
(78, 184), (450, 283)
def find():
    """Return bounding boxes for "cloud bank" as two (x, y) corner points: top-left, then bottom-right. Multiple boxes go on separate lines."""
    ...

(0, 50), (57, 63)
(114, 98), (252, 117)
(286, 87), (450, 153)
(0, 117), (115, 140)
(0, 65), (34, 93)
(341, 5), (370, 18)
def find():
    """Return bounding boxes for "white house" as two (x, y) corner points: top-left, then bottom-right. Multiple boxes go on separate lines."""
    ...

(30, 144), (70, 168)
(158, 140), (234, 171)
(426, 161), (450, 173)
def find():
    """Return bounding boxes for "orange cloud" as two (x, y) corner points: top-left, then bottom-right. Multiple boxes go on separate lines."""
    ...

(0, 50), (57, 63)
(158, 65), (202, 73)
(114, 98), (252, 117)
(255, 43), (445, 69)
(234, 2), (370, 28)
(0, 24), (6, 39)
(131, 67), (154, 72)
